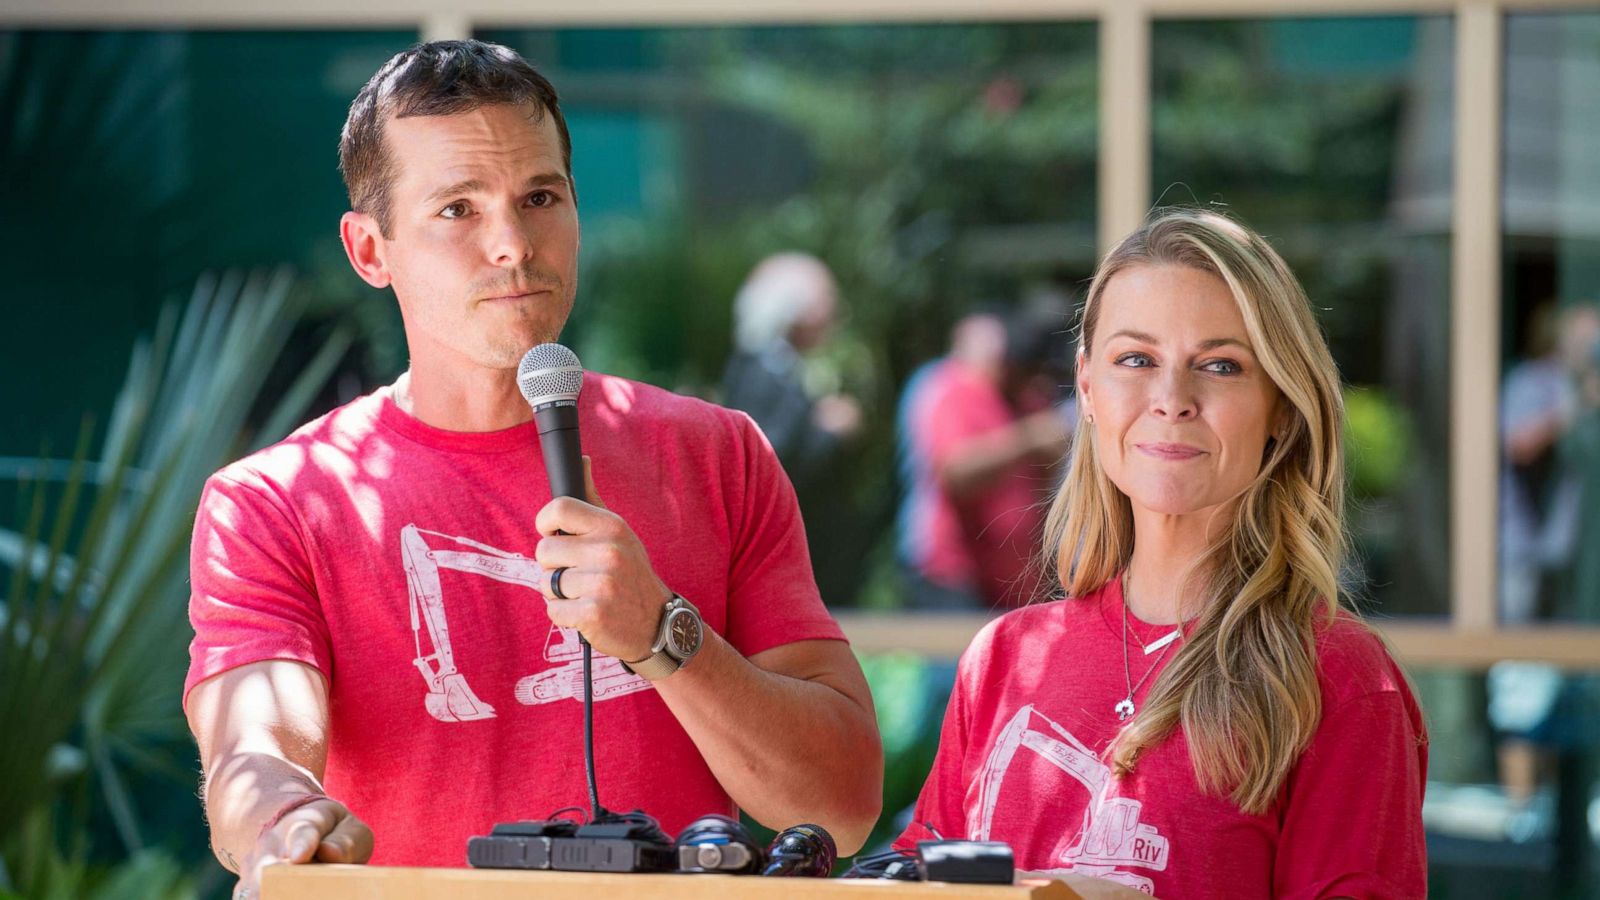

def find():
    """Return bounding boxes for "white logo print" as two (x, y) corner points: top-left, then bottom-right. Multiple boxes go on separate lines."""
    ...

(971, 705), (1169, 894)
(400, 524), (649, 723)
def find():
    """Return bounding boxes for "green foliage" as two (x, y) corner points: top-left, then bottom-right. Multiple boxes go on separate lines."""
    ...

(1345, 386), (1410, 500)
(2, 808), (192, 900)
(0, 270), (348, 897)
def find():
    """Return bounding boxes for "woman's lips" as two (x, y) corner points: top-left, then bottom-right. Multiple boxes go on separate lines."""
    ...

(1135, 442), (1206, 460)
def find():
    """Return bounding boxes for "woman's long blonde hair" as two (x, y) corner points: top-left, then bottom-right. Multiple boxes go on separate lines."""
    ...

(1043, 208), (1348, 815)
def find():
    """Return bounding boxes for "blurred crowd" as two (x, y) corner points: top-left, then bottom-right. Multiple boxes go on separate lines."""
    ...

(720, 252), (1077, 612)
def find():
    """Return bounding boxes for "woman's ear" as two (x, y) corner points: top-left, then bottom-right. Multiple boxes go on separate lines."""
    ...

(1076, 348), (1094, 425)
(1272, 402), (1293, 443)
(1263, 402), (1295, 459)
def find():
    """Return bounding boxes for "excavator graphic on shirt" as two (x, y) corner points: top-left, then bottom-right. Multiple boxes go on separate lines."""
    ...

(972, 704), (1170, 894)
(399, 524), (650, 723)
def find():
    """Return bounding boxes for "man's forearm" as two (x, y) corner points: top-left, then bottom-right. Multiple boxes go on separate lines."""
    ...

(203, 750), (325, 872)
(653, 633), (883, 854)
(941, 411), (1062, 500)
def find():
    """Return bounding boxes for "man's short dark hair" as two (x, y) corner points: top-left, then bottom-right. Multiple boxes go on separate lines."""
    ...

(339, 40), (573, 238)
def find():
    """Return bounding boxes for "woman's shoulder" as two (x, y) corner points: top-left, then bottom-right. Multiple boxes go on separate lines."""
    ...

(961, 587), (1109, 667)
(1311, 607), (1413, 711)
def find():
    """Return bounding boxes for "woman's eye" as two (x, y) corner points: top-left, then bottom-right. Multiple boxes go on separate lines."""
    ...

(1202, 359), (1241, 375)
(1115, 352), (1151, 368)
(439, 202), (469, 219)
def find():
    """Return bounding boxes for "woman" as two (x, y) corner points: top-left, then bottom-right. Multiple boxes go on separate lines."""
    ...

(896, 209), (1427, 898)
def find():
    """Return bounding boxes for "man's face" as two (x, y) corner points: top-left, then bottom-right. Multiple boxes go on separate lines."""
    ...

(790, 280), (838, 352)
(377, 102), (579, 371)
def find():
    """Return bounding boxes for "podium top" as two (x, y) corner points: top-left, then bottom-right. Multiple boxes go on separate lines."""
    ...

(261, 865), (1111, 899)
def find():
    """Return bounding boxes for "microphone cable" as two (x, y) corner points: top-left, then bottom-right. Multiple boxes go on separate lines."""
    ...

(843, 848), (922, 880)
(582, 635), (607, 821)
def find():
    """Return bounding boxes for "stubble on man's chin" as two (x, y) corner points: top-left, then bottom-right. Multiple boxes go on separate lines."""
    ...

(485, 334), (554, 369)
(483, 302), (572, 369)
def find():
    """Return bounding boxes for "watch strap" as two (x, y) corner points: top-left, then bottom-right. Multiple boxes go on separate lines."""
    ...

(624, 649), (682, 681)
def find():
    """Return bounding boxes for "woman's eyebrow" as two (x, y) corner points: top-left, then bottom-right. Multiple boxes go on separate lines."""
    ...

(1197, 337), (1252, 352)
(1106, 329), (1252, 353)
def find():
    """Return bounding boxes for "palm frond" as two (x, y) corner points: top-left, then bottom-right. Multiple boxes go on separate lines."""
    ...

(0, 265), (346, 879)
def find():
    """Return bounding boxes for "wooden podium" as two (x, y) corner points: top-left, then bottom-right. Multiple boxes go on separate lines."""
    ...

(262, 865), (1148, 899)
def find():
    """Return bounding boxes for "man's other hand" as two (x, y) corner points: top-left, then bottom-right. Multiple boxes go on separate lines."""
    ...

(238, 796), (372, 897)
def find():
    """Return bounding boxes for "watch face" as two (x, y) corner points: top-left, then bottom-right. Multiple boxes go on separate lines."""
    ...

(667, 607), (703, 657)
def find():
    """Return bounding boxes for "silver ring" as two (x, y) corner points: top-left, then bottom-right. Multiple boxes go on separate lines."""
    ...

(550, 566), (571, 600)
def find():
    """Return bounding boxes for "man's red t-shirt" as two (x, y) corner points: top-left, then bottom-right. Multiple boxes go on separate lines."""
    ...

(185, 375), (845, 866)
(896, 577), (1428, 898)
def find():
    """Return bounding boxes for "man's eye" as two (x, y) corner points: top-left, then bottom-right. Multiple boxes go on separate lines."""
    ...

(527, 190), (555, 208)
(439, 202), (469, 219)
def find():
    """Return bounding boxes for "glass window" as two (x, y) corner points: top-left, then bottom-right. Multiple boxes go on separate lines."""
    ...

(482, 25), (1098, 606)
(1151, 17), (1455, 617)
(0, 30), (416, 459)
(1499, 13), (1600, 627)
(1417, 666), (1600, 895)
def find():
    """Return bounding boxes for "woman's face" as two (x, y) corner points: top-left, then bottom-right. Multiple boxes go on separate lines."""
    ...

(1078, 263), (1285, 520)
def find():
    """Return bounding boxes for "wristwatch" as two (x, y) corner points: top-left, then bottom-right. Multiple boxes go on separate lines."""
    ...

(624, 594), (704, 681)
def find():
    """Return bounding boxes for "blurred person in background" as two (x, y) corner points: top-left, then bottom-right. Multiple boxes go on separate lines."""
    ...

(896, 209), (1427, 897)
(1561, 303), (1600, 623)
(895, 307), (1072, 610)
(1497, 301), (1598, 624)
(1491, 301), (1600, 828)
(721, 252), (862, 480)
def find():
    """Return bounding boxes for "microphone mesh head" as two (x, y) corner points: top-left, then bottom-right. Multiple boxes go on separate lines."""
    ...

(517, 343), (584, 407)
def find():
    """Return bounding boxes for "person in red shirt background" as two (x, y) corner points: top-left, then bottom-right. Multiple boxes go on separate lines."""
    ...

(897, 309), (1073, 610)
(898, 209), (1428, 898)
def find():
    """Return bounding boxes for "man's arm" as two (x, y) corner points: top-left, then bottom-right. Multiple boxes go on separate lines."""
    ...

(939, 408), (1067, 501)
(652, 635), (882, 855)
(186, 660), (373, 893)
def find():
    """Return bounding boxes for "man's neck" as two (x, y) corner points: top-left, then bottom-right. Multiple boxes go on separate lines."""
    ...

(393, 364), (534, 433)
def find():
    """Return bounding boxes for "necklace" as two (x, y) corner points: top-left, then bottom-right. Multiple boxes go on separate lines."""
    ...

(1117, 571), (1181, 722)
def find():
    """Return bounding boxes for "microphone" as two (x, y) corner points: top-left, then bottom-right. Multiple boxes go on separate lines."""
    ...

(517, 343), (585, 500)
(517, 343), (605, 822)
(762, 824), (836, 877)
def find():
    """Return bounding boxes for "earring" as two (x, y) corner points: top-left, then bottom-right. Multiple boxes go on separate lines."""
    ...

(1085, 413), (1095, 425)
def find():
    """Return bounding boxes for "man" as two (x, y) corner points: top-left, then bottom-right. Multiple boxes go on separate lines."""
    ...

(184, 41), (881, 896)
(721, 252), (862, 479)
(722, 252), (871, 604)
(896, 310), (1071, 609)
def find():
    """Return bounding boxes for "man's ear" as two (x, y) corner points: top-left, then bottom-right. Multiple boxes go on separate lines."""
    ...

(340, 211), (391, 289)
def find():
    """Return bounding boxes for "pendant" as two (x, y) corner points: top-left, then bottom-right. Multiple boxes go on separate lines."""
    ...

(1115, 698), (1135, 721)
(1142, 629), (1180, 655)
